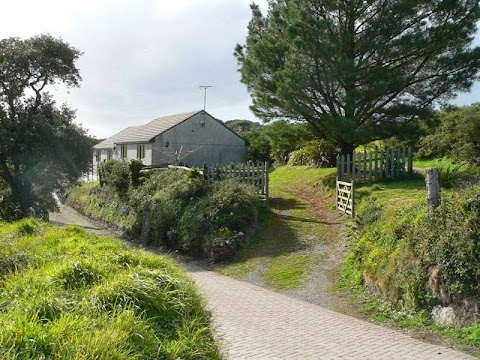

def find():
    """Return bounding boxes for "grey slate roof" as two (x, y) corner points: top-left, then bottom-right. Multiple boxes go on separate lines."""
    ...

(117, 110), (203, 144)
(93, 125), (142, 149)
(93, 110), (202, 149)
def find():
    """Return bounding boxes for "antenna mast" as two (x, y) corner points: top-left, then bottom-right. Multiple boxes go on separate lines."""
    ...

(199, 85), (213, 111)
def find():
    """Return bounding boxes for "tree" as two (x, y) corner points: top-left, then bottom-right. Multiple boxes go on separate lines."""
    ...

(0, 35), (91, 219)
(235, 0), (480, 154)
(418, 103), (480, 165)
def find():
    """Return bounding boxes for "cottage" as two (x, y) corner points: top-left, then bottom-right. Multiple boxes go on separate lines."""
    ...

(93, 110), (247, 172)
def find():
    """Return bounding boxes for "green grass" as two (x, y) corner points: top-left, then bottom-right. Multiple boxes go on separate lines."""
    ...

(218, 166), (337, 290)
(413, 157), (464, 169)
(263, 253), (313, 289)
(0, 219), (221, 360)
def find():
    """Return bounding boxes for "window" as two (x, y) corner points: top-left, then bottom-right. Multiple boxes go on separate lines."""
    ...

(107, 150), (112, 160)
(137, 144), (145, 160)
(95, 150), (100, 163)
(121, 145), (127, 159)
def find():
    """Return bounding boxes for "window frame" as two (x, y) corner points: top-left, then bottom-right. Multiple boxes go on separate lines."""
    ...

(137, 144), (145, 160)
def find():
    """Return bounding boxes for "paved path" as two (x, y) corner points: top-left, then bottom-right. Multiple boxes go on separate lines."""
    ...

(189, 267), (475, 360)
(50, 206), (477, 360)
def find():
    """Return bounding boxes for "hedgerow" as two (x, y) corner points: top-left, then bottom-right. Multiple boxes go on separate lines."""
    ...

(66, 166), (259, 257)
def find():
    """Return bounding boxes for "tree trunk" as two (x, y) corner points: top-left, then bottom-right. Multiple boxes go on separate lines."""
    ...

(338, 143), (356, 157)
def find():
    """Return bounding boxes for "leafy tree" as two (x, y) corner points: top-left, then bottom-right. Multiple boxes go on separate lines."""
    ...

(264, 121), (312, 164)
(236, 1), (480, 155)
(224, 119), (262, 136)
(243, 128), (272, 163)
(0, 35), (90, 219)
(418, 103), (480, 165)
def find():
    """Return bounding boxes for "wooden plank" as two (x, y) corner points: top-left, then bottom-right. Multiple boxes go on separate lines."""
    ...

(390, 148), (395, 180)
(363, 150), (367, 183)
(408, 146), (413, 174)
(352, 153), (355, 179)
(368, 152), (372, 182)
(346, 154), (350, 179)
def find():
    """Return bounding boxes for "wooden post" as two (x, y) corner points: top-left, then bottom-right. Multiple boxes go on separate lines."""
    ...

(374, 152), (378, 182)
(336, 155), (341, 181)
(265, 161), (269, 200)
(203, 163), (207, 182)
(351, 180), (355, 218)
(335, 177), (339, 210)
(426, 168), (441, 214)
(350, 152), (356, 181)
(408, 146), (413, 174)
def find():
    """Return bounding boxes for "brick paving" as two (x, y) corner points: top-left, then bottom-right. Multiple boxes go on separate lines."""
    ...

(188, 266), (476, 360)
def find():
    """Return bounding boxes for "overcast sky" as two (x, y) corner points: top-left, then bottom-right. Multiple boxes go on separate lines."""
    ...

(0, 0), (478, 139)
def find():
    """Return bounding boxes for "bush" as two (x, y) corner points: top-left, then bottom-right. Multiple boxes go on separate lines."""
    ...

(98, 160), (130, 196)
(177, 180), (259, 255)
(287, 140), (336, 167)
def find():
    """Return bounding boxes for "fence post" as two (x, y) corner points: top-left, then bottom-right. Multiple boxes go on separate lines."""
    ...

(351, 180), (355, 218)
(335, 177), (339, 210)
(426, 168), (440, 214)
(408, 146), (413, 174)
(203, 163), (207, 182)
(337, 155), (341, 181)
(265, 161), (269, 200)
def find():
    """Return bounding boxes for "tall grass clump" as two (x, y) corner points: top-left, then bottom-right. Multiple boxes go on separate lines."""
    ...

(0, 220), (221, 359)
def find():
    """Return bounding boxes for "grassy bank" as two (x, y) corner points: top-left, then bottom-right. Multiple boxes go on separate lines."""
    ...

(0, 219), (221, 359)
(341, 171), (480, 353)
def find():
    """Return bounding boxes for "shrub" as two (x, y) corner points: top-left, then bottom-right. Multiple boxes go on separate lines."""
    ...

(287, 140), (336, 167)
(98, 160), (130, 195)
(128, 159), (144, 187)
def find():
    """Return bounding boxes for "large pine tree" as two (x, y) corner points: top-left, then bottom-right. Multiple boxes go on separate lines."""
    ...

(235, 0), (480, 154)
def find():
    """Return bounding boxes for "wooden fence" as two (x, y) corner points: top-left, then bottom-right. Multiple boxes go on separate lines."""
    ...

(203, 162), (269, 199)
(337, 147), (413, 183)
(336, 179), (354, 217)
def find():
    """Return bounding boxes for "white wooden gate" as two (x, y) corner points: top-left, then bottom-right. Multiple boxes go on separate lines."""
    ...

(336, 178), (354, 217)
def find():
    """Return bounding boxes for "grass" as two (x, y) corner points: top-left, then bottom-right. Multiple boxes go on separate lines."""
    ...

(218, 166), (337, 290)
(0, 219), (221, 360)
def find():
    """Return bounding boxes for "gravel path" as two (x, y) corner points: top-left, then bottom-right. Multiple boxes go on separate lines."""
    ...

(49, 204), (477, 359)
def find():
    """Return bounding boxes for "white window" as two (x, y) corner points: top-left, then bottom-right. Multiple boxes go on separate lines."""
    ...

(121, 145), (127, 159)
(137, 144), (145, 160)
(95, 150), (100, 163)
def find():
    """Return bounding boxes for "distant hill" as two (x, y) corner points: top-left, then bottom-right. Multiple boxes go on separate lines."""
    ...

(224, 119), (263, 136)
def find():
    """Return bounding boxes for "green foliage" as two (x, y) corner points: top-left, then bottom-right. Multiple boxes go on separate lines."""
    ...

(0, 35), (91, 219)
(346, 182), (480, 312)
(128, 159), (145, 187)
(67, 169), (259, 257)
(224, 119), (262, 136)
(287, 139), (336, 167)
(243, 128), (272, 163)
(236, 1), (480, 152)
(98, 160), (130, 196)
(265, 121), (312, 165)
(418, 104), (480, 166)
(0, 220), (220, 359)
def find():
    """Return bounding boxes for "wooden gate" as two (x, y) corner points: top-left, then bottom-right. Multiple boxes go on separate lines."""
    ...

(336, 178), (354, 217)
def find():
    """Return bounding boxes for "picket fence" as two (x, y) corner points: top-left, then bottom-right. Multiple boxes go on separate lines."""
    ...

(337, 147), (413, 183)
(203, 162), (269, 199)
